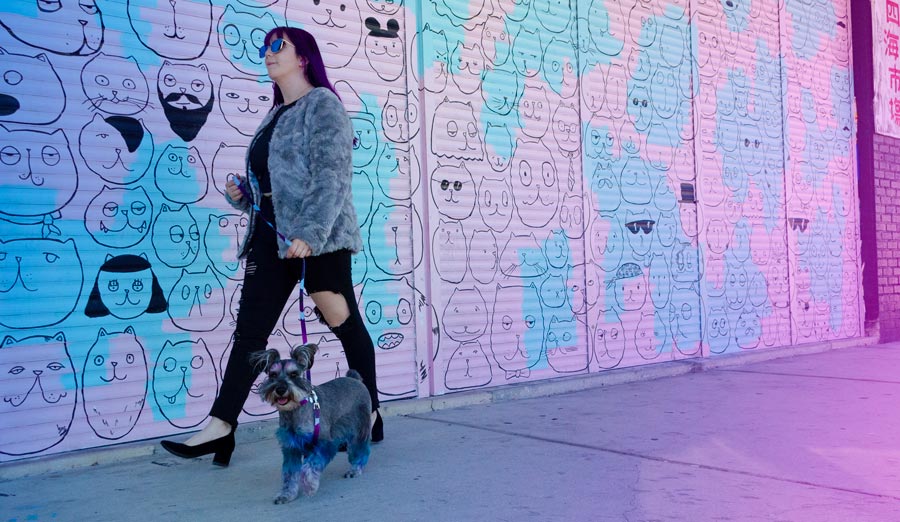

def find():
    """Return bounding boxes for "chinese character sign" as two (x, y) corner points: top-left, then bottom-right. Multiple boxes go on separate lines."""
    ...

(877, 0), (900, 135)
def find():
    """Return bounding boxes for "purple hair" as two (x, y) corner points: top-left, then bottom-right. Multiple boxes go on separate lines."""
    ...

(263, 26), (341, 106)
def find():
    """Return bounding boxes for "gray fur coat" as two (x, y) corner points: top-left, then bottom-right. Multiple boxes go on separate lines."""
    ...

(226, 87), (362, 259)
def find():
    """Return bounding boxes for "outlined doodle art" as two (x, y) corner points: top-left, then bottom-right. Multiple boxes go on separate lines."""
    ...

(490, 282), (545, 379)
(469, 228), (499, 284)
(519, 79), (551, 140)
(81, 327), (148, 440)
(218, 331), (296, 417)
(442, 287), (488, 342)
(152, 338), (218, 429)
(0, 332), (76, 456)
(429, 0), (488, 29)
(592, 308), (626, 369)
(494, 0), (531, 23)
(367, 0), (403, 14)
(432, 218), (468, 284)
(0, 238), (82, 329)
(350, 111), (379, 169)
(704, 303), (732, 354)
(377, 142), (421, 200)
(512, 25), (543, 78)
(286, 0), (362, 69)
(417, 23), (450, 93)
(358, 276), (413, 350)
(430, 98), (484, 160)
(648, 252), (672, 310)
(540, 273), (569, 308)
(499, 231), (548, 279)
(534, 0), (572, 34)
(444, 340), (492, 390)
(85, 253), (166, 320)
(477, 175), (514, 233)
(218, 5), (278, 77)
(484, 122), (514, 173)
(450, 40), (485, 95)
(580, 63), (607, 116)
(670, 283), (701, 355)
(367, 202), (424, 276)
(127, 0), (212, 60)
(79, 114), (155, 185)
(633, 312), (661, 360)
(167, 266), (226, 332)
(570, 262), (601, 314)
(511, 145), (560, 228)
(365, 17), (405, 82)
(559, 193), (586, 240)
(589, 213), (624, 271)
(480, 13), (511, 68)
(152, 203), (200, 268)
(204, 212), (249, 281)
(587, 0), (626, 57)
(157, 61), (215, 143)
(735, 308), (762, 349)
(218, 76), (273, 137)
(624, 208), (655, 257)
(542, 37), (578, 98)
(0, 0), (104, 56)
(382, 90), (419, 143)
(353, 168), (376, 227)
(481, 65), (521, 115)
(211, 143), (249, 196)
(546, 312), (588, 373)
(552, 103), (581, 154)
(611, 262), (646, 312)
(0, 48), (66, 125)
(83, 185), (153, 249)
(154, 144), (209, 204)
(81, 53), (150, 116)
(0, 126), (78, 221)
(430, 162), (476, 220)
(544, 229), (570, 269)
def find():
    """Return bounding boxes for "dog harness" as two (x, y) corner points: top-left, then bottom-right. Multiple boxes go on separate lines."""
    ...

(298, 390), (321, 447)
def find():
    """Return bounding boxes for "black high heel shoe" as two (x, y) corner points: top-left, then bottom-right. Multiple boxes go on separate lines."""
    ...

(160, 429), (235, 467)
(371, 410), (383, 443)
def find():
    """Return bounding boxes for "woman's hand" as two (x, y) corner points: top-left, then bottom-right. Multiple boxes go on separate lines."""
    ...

(225, 175), (244, 202)
(286, 238), (312, 259)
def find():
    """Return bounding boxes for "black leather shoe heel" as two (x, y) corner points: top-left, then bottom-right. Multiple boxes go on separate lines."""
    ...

(371, 410), (383, 443)
(160, 430), (235, 467)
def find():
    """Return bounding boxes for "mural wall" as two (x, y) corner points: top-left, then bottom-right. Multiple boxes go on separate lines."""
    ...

(0, 0), (858, 461)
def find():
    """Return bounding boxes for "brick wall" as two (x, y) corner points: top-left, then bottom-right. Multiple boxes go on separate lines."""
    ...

(874, 133), (900, 340)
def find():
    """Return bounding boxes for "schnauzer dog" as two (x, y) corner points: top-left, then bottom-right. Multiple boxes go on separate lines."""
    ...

(253, 344), (371, 504)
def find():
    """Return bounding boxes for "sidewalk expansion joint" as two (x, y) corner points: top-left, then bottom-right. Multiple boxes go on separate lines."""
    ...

(718, 368), (900, 385)
(406, 414), (900, 502)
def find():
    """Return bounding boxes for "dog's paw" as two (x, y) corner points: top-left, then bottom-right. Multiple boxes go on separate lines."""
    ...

(344, 468), (363, 479)
(274, 493), (298, 504)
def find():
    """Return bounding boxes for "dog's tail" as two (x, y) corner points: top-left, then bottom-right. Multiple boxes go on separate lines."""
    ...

(346, 369), (363, 381)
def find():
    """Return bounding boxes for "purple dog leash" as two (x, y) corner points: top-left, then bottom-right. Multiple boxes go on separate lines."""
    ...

(232, 176), (310, 374)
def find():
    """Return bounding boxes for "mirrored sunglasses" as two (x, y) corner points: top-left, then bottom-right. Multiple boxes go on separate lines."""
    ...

(259, 38), (291, 59)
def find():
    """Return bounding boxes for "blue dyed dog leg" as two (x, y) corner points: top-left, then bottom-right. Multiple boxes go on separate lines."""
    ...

(345, 440), (370, 477)
(275, 447), (304, 504)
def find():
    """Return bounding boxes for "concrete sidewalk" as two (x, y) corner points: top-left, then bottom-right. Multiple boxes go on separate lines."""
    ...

(3, 340), (900, 522)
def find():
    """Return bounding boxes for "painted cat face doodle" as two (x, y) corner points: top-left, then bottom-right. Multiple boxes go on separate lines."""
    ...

(433, 218), (468, 284)
(0, 332), (75, 456)
(482, 65), (521, 115)
(81, 327), (147, 440)
(152, 338), (218, 429)
(211, 143), (248, 196)
(1, 0), (103, 55)
(430, 162), (476, 220)
(218, 6), (277, 76)
(81, 53), (150, 115)
(450, 41), (484, 95)
(157, 61), (214, 142)
(519, 80), (551, 139)
(469, 229), (499, 284)
(431, 98), (483, 161)
(218, 76), (273, 137)
(484, 123), (513, 173)
(205, 213), (249, 281)
(445, 340), (492, 390)
(152, 204), (200, 268)
(365, 17), (405, 82)
(167, 266), (226, 332)
(367, 203), (424, 276)
(0, 126), (78, 218)
(477, 176), (514, 233)
(0, 48), (65, 124)
(0, 238), (82, 329)
(85, 254), (167, 320)
(84, 185), (153, 248)
(128, 0), (212, 60)
(154, 144), (209, 204)
(287, 0), (362, 69)
(490, 283), (545, 377)
(359, 277), (417, 351)
(79, 114), (154, 185)
(443, 287), (488, 342)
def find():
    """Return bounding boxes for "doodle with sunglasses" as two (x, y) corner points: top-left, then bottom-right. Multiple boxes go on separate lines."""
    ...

(625, 219), (655, 234)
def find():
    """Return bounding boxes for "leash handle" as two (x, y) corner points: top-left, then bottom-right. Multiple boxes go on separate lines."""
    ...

(231, 175), (292, 247)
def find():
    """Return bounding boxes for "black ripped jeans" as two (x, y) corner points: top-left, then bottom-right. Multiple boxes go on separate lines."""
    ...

(210, 217), (379, 427)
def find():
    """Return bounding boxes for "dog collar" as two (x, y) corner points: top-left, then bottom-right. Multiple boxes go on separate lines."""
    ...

(298, 391), (320, 446)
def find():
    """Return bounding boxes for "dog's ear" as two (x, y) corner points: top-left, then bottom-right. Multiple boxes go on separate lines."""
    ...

(250, 349), (280, 373)
(291, 343), (317, 370)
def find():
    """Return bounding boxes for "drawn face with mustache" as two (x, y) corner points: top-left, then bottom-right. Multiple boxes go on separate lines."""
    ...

(157, 61), (214, 142)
